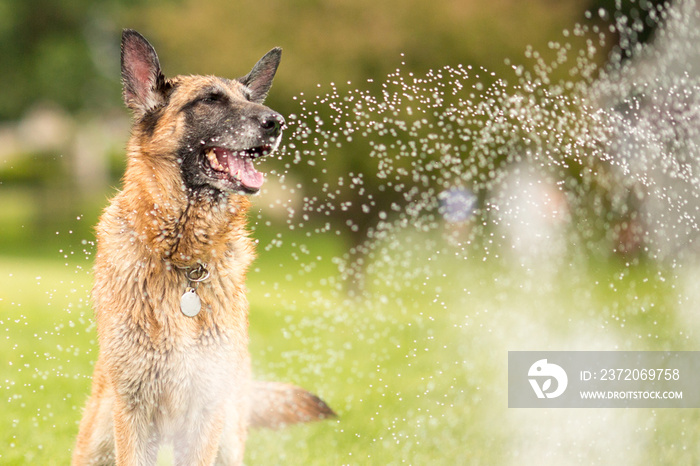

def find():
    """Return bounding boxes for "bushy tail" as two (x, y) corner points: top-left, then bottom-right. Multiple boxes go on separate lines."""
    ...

(249, 381), (337, 429)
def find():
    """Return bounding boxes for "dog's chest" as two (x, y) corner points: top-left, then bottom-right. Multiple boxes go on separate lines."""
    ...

(116, 332), (248, 423)
(94, 207), (254, 420)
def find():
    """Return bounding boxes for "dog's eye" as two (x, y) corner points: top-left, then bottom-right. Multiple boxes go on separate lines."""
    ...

(200, 93), (224, 104)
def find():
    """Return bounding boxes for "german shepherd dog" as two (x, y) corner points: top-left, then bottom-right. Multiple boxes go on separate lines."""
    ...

(72, 30), (335, 465)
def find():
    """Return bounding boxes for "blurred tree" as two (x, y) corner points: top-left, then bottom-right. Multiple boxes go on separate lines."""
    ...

(0, 0), (157, 120)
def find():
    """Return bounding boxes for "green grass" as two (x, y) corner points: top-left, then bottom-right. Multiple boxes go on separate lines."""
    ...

(2, 228), (700, 464)
(0, 254), (94, 465)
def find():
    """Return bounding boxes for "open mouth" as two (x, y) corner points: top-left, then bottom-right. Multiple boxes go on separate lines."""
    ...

(203, 145), (274, 192)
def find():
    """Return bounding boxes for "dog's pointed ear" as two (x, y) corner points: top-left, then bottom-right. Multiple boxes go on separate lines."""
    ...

(121, 29), (168, 117)
(239, 48), (282, 104)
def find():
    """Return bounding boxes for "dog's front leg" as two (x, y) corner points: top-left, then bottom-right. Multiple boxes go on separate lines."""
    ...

(113, 398), (160, 466)
(211, 395), (250, 466)
(173, 407), (227, 466)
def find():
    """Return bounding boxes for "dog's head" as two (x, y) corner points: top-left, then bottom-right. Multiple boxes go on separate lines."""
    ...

(121, 29), (284, 195)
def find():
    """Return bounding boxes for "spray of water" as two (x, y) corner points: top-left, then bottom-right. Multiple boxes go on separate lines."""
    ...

(245, 1), (700, 463)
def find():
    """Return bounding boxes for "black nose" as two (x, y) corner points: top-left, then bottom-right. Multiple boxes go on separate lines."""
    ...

(261, 112), (285, 137)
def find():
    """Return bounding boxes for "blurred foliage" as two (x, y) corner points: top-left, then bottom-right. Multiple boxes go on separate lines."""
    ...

(0, 0), (115, 119)
(126, 0), (595, 116)
(0, 0), (670, 254)
(0, 0), (602, 120)
(0, 0), (668, 120)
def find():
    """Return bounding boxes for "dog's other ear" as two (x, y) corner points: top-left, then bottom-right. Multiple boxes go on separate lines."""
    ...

(121, 29), (168, 117)
(239, 48), (282, 104)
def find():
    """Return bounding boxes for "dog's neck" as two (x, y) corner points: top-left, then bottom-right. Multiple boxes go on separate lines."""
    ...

(113, 151), (253, 268)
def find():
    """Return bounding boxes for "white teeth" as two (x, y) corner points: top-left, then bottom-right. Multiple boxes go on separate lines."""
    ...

(232, 170), (241, 180)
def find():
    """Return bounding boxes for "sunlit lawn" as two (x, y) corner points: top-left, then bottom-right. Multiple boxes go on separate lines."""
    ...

(2, 227), (700, 465)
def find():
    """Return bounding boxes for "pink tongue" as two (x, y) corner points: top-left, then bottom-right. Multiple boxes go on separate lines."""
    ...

(227, 153), (264, 190)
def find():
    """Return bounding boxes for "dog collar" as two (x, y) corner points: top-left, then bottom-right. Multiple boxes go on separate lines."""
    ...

(169, 261), (210, 317)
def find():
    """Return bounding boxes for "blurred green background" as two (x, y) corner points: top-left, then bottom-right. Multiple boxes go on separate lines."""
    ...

(5, 1), (696, 465)
(0, 0), (653, 254)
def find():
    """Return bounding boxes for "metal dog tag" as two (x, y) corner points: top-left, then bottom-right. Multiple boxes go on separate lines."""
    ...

(180, 287), (201, 317)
